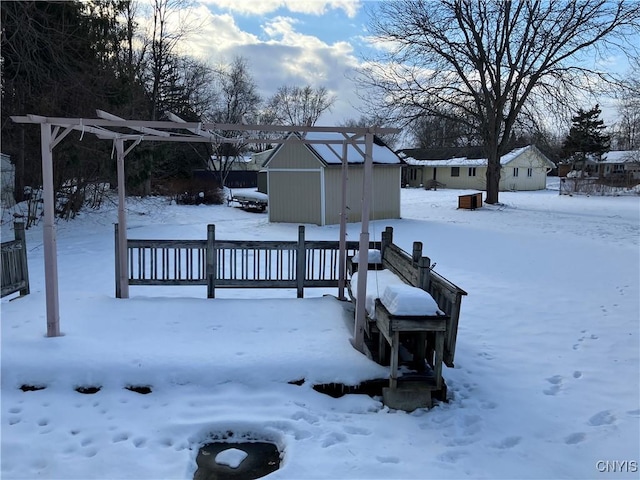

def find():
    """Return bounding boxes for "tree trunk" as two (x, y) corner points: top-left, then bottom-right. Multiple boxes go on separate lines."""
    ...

(485, 152), (501, 204)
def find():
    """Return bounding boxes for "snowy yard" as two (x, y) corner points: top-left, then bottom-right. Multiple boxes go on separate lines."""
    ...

(2, 181), (639, 479)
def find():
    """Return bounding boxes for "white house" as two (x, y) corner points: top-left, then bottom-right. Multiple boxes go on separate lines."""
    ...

(402, 145), (555, 191)
(585, 150), (640, 179)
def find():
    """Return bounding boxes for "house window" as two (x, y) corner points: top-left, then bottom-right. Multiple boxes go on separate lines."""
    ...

(527, 168), (533, 177)
(451, 167), (460, 177)
(468, 167), (476, 176)
(513, 167), (519, 177)
(410, 168), (418, 181)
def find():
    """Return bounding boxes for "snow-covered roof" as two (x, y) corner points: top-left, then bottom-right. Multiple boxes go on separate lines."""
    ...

(263, 132), (402, 167)
(403, 145), (548, 168)
(304, 132), (401, 165)
(597, 150), (640, 164)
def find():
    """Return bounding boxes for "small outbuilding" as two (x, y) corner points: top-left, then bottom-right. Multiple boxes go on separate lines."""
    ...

(261, 132), (403, 225)
(401, 145), (555, 191)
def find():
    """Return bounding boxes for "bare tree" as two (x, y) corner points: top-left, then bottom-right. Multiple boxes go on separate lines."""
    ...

(210, 56), (261, 186)
(359, 0), (640, 203)
(341, 115), (401, 149)
(613, 58), (640, 150)
(266, 85), (336, 126)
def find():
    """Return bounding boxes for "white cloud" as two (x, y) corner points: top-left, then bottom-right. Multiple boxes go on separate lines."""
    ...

(200, 0), (361, 18)
(181, 7), (365, 124)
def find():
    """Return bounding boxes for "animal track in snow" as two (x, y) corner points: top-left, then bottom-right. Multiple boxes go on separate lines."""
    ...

(112, 432), (129, 443)
(588, 410), (616, 426)
(133, 437), (147, 448)
(543, 375), (562, 396)
(573, 371), (582, 379)
(321, 431), (347, 448)
(376, 456), (399, 464)
(565, 432), (586, 445)
(493, 436), (521, 449)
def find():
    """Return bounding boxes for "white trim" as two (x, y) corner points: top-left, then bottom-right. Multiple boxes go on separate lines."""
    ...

(266, 170), (271, 222)
(320, 168), (326, 226)
(267, 168), (323, 172)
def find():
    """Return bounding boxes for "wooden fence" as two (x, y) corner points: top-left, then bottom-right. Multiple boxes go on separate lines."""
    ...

(1, 222), (30, 298)
(116, 224), (378, 298)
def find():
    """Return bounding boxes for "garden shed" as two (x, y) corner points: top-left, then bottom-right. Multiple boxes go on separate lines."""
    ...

(402, 145), (554, 191)
(262, 132), (403, 225)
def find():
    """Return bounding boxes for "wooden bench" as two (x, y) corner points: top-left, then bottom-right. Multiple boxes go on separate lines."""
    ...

(347, 227), (467, 398)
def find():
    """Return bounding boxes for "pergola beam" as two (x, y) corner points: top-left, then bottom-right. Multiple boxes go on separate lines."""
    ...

(11, 115), (398, 136)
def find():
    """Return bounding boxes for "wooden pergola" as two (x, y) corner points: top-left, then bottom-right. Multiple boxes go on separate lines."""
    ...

(10, 112), (399, 353)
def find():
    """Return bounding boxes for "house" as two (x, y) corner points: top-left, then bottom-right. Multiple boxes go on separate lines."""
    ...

(400, 145), (555, 191)
(1, 153), (15, 207)
(585, 150), (640, 180)
(260, 132), (403, 225)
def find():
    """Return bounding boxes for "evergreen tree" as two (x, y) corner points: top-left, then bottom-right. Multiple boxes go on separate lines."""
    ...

(561, 105), (611, 170)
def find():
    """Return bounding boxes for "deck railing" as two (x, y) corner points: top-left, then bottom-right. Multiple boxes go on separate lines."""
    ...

(116, 224), (376, 298)
(1, 222), (30, 298)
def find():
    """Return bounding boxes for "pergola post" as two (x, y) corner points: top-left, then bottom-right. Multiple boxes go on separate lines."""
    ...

(337, 140), (348, 300)
(115, 139), (129, 298)
(353, 131), (374, 352)
(41, 123), (61, 337)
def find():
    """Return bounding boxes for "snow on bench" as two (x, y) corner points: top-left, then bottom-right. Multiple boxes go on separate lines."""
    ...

(350, 269), (442, 319)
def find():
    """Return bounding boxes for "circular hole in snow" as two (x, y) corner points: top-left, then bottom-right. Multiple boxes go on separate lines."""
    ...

(194, 441), (281, 480)
(75, 386), (101, 394)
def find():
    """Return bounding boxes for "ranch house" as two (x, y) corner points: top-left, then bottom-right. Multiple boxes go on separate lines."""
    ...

(401, 145), (555, 191)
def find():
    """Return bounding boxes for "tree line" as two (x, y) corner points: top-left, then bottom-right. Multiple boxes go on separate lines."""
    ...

(1, 0), (336, 213)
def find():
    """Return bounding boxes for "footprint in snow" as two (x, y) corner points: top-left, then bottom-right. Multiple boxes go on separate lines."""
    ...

(493, 436), (522, 449)
(565, 432), (586, 445)
(588, 410), (616, 426)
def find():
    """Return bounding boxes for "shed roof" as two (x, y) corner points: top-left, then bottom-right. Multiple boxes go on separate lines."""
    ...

(263, 132), (403, 168)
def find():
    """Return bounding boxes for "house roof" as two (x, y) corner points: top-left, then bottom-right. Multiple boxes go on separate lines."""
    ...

(262, 132), (403, 168)
(399, 146), (488, 161)
(403, 145), (555, 169)
(587, 150), (640, 164)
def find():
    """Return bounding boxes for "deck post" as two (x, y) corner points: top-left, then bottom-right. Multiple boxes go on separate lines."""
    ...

(412, 241), (422, 263)
(353, 131), (374, 352)
(115, 139), (129, 299)
(115, 223), (121, 298)
(337, 140), (348, 300)
(381, 226), (393, 258)
(15, 222), (30, 296)
(296, 225), (305, 298)
(41, 122), (61, 337)
(207, 224), (215, 298)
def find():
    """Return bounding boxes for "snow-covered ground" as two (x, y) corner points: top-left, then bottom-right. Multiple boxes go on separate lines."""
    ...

(2, 181), (639, 479)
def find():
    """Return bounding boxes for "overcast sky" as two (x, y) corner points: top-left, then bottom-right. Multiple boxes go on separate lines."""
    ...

(169, 0), (634, 129)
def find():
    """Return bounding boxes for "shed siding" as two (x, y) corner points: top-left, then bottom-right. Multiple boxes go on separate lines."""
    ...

(266, 137), (322, 170)
(268, 170), (322, 224)
(324, 166), (401, 224)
